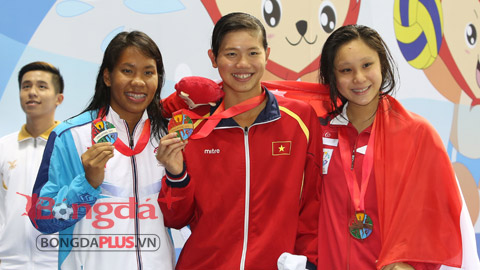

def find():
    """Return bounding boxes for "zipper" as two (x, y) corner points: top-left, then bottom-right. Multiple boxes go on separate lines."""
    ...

(125, 121), (143, 270)
(239, 126), (250, 270)
(129, 134), (134, 149)
(351, 141), (357, 170)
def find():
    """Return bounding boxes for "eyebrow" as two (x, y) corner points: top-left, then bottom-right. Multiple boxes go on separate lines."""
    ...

(120, 63), (135, 68)
(120, 63), (156, 69)
(223, 46), (261, 51)
(475, 9), (478, 19)
(21, 80), (49, 85)
(336, 56), (375, 65)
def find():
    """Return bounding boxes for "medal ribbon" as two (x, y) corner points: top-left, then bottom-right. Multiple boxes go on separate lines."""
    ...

(94, 108), (151, 156)
(176, 91), (266, 139)
(337, 120), (376, 212)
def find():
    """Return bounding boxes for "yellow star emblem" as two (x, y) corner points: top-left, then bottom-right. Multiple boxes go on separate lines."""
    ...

(272, 141), (291, 156)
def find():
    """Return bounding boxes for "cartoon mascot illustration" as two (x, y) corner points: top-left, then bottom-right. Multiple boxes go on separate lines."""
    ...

(394, 0), (480, 235)
(201, 0), (361, 82)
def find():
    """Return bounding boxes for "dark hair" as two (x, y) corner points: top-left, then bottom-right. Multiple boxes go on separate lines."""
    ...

(319, 24), (398, 116)
(18, 61), (64, 94)
(211, 12), (268, 58)
(82, 31), (167, 141)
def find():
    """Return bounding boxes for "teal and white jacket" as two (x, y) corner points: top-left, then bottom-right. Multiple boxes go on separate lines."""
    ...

(30, 107), (175, 270)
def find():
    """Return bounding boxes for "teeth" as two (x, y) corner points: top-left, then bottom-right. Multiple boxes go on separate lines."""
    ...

(233, 74), (252, 79)
(352, 86), (369, 93)
(126, 93), (146, 99)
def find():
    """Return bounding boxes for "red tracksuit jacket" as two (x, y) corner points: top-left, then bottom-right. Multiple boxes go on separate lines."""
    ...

(159, 88), (321, 270)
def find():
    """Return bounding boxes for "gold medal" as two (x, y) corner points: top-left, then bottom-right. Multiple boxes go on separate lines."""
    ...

(168, 113), (194, 140)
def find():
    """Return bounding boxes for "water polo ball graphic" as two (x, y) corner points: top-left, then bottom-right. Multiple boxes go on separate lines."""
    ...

(394, 0), (443, 69)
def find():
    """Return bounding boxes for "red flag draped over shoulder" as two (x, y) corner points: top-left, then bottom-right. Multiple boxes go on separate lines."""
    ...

(262, 81), (331, 117)
(162, 78), (332, 118)
(374, 95), (463, 269)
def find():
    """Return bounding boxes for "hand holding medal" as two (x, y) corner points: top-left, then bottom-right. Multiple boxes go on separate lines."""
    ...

(82, 119), (117, 188)
(158, 93), (266, 174)
(157, 114), (191, 176)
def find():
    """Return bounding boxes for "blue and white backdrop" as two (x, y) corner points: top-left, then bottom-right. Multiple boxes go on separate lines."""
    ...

(1, 0), (479, 260)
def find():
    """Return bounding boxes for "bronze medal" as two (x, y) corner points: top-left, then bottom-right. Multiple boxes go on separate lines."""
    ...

(348, 212), (373, 240)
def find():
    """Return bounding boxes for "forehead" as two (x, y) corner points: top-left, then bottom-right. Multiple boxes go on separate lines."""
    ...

(334, 39), (378, 64)
(220, 29), (263, 49)
(116, 46), (156, 66)
(21, 70), (53, 83)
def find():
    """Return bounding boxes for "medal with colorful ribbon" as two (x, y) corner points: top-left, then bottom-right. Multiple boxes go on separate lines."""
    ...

(92, 108), (151, 156)
(338, 120), (376, 240)
(174, 91), (266, 140)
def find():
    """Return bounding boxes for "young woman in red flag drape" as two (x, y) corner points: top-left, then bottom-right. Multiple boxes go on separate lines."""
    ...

(318, 24), (478, 270)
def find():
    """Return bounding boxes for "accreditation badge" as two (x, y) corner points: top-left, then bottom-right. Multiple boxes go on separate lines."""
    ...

(323, 148), (333, 174)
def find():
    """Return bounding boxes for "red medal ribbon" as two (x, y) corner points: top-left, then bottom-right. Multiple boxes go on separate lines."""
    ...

(94, 108), (151, 157)
(113, 120), (150, 156)
(175, 91), (266, 139)
(337, 119), (376, 212)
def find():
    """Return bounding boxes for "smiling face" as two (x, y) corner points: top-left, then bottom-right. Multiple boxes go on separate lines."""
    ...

(209, 29), (270, 100)
(20, 70), (63, 120)
(334, 39), (382, 113)
(443, 0), (480, 102)
(103, 46), (158, 125)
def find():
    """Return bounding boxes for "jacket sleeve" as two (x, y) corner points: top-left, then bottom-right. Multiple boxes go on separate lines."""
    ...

(294, 108), (321, 267)
(29, 129), (101, 234)
(157, 162), (196, 229)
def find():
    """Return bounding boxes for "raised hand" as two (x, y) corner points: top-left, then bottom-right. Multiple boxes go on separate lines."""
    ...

(156, 133), (188, 175)
(81, 142), (114, 188)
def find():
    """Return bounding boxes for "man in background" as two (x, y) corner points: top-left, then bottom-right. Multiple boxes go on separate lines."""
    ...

(0, 61), (64, 269)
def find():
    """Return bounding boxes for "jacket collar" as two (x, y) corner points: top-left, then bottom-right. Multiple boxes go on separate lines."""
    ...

(330, 103), (350, 126)
(18, 121), (60, 142)
(105, 106), (149, 130)
(329, 103), (374, 134)
(211, 87), (281, 128)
